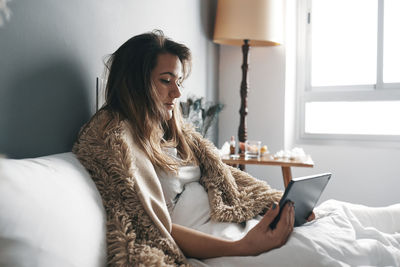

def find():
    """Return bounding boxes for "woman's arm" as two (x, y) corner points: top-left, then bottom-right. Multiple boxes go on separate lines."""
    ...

(171, 202), (294, 259)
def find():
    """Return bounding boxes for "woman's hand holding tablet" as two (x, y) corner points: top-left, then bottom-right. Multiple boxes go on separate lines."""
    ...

(269, 173), (331, 229)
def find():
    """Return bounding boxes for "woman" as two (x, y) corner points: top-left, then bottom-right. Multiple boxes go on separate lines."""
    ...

(73, 30), (298, 266)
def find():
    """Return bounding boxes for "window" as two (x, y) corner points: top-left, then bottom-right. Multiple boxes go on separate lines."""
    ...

(384, 0), (400, 83)
(297, 0), (400, 141)
(305, 101), (400, 135)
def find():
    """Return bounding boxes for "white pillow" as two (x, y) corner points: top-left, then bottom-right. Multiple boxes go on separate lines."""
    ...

(0, 152), (107, 267)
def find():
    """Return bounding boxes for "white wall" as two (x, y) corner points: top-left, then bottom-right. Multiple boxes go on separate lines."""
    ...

(217, 15), (400, 208)
(0, 0), (218, 158)
(294, 143), (400, 206)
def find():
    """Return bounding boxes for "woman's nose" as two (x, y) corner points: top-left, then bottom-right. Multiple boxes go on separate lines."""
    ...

(170, 82), (181, 98)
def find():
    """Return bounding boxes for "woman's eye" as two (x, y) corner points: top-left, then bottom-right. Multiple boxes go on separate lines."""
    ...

(177, 79), (184, 88)
(161, 79), (170, 84)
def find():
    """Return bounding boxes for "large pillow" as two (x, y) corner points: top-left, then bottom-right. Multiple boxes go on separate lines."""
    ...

(0, 152), (106, 267)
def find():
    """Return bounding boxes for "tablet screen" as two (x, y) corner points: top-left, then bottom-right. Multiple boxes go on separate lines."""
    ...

(270, 173), (331, 229)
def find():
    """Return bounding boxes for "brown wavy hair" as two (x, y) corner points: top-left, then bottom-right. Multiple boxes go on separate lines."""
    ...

(103, 30), (197, 173)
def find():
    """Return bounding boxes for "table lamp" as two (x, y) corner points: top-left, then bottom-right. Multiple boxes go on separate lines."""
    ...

(213, 0), (283, 153)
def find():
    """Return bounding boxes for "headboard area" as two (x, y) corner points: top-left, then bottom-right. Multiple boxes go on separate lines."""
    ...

(0, 61), (92, 159)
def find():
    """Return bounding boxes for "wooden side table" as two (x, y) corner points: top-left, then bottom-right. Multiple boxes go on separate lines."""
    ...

(221, 154), (314, 188)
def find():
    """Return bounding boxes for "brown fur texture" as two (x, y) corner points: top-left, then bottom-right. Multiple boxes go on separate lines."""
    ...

(73, 109), (282, 266)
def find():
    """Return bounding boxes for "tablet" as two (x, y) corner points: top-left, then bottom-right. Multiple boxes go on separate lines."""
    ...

(270, 173), (331, 229)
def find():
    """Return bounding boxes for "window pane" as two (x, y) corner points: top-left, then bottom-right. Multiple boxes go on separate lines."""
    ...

(305, 101), (400, 135)
(383, 0), (400, 83)
(311, 0), (377, 87)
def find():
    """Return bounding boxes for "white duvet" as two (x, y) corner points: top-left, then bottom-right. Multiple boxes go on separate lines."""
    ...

(172, 182), (400, 267)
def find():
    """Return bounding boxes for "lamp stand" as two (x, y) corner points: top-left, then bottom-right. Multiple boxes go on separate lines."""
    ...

(238, 39), (249, 153)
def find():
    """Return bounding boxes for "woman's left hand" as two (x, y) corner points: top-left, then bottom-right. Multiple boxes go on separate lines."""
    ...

(307, 211), (315, 222)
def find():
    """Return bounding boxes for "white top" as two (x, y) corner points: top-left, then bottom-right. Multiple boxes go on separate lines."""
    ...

(155, 147), (201, 215)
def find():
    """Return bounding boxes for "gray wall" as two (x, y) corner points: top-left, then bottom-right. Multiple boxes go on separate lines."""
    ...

(0, 0), (218, 159)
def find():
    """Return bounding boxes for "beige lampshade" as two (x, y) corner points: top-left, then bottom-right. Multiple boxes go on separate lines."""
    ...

(213, 0), (283, 47)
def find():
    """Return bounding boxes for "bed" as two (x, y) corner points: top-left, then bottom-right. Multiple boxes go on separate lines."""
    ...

(173, 181), (400, 266)
(0, 152), (399, 266)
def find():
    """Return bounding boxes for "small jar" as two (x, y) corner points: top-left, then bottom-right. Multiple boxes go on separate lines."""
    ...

(229, 136), (236, 155)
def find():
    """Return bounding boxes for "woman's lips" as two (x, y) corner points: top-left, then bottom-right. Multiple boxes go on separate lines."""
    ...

(165, 103), (174, 110)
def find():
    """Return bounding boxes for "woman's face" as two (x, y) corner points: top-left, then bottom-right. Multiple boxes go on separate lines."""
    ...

(151, 53), (183, 120)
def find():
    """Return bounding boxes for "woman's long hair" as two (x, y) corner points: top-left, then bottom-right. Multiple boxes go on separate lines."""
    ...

(104, 30), (197, 173)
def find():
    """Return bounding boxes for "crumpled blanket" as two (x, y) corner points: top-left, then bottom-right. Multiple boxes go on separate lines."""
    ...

(172, 182), (400, 267)
(73, 108), (283, 266)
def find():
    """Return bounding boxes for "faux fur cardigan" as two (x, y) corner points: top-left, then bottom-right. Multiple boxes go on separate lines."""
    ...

(72, 109), (283, 266)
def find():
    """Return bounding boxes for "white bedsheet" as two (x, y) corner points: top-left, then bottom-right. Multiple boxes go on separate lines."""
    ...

(172, 182), (400, 267)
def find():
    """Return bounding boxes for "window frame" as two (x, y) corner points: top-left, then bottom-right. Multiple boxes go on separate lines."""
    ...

(296, 0), (400, 144)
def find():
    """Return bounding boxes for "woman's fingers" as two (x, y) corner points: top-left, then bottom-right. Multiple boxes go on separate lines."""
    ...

(238, 202), (295, 255)
(279, 202), (294, 226)
(289, 202), (295, 225)
(258, 202), (279, 231)
(274, 202), (294, 245)
(307, 211), (316, 222)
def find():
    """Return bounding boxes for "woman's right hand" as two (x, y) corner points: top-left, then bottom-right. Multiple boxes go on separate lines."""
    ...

(234, 202), (295, 256)
(171, 202), (294, 259)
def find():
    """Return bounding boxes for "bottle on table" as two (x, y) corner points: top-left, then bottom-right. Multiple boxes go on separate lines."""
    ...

(229, 136), (236, 155)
